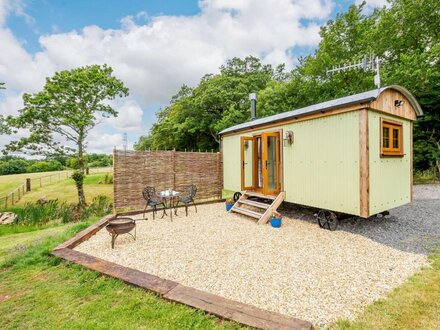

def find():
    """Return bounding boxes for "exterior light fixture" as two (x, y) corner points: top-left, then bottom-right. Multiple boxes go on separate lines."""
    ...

(244, 140), (249, 149)
(283, 130), (294, 146)
(394, 100), (404, 107)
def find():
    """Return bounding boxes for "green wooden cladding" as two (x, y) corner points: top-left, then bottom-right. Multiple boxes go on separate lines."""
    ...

(222, 110), (414, 217)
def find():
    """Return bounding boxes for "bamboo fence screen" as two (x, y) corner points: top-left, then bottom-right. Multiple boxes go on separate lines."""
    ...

(113, 150), (223, 210)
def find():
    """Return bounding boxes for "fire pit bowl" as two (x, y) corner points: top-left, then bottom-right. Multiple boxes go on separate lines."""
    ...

(106, 217), (136, 249)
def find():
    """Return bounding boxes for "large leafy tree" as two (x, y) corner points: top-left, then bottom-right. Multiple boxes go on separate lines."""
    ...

(2, 64), (129, 206)
(136, 56), (284, 151)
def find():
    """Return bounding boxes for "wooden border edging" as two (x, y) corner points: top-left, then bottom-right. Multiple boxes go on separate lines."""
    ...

(51, 207), (314, 330)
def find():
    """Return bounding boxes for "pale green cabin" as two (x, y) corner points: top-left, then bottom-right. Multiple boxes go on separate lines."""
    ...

(219, 85), (423, 219)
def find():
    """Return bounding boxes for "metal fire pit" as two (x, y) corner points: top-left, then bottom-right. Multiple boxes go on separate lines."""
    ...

(106, 217), (136, 249)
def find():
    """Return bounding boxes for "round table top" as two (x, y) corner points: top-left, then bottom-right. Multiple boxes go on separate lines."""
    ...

(159, 191), (180, 198)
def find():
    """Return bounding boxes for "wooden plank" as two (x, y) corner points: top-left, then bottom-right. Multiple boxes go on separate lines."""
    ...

(164, 284), (313, 330)
(359, 109), (370, 218)
(52, 248), (178, 295)
(53, 214), (115, 251)
(239, 199), (270, 209)
(232, 207), (262, 219)
(258, 191), (285, 224)
(410, 121), (413, 202)
(244, 191), (276, 200)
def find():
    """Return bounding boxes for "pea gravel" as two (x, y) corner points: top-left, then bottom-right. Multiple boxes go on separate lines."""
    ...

(75, 185), (440, 326)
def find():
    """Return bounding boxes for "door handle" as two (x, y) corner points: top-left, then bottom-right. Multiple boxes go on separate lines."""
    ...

(265, 160), (267, 169)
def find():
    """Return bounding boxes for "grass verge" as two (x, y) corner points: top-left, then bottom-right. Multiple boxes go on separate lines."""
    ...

(0, 219), (243, 330)
(331, 247), (440, 330)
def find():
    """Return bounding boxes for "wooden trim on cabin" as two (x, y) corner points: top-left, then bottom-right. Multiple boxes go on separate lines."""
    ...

(380, 117), (404, 157)
(221, 104), (369, 138)
(359, 109), (370, 218)
(410, 121), (413, 202)
(240, 136), (255, 191)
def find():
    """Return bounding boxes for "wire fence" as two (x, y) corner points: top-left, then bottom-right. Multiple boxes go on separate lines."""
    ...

(0, 167), (113, 210)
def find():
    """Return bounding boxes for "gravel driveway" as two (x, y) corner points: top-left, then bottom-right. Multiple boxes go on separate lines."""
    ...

(75, 184), (440, 327)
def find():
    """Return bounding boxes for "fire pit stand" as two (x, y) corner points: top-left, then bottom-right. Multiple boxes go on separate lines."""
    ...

(105, 217), (136, 249)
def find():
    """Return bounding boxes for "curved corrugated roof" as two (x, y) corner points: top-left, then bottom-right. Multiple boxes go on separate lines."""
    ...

(219, 85), (423, 135)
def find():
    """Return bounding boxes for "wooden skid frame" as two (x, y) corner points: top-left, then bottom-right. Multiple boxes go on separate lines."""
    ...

(52, 204), (313, 330)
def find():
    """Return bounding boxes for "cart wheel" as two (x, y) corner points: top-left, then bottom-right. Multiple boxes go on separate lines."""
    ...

(317, 210), (339, 231)
(233, 192), (242, 202)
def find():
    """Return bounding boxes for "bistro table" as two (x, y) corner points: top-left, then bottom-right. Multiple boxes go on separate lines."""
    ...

(159, 190), (180, 221)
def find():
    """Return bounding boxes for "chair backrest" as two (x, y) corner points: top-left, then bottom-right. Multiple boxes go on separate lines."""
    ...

(187, 184), (197, 198)
(142, 187), (156, 201)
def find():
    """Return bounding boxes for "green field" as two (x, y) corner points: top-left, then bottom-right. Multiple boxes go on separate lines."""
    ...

(0, 168), (112, 196)
(0, 169), (113, 207)
(15, 173), (113, 206)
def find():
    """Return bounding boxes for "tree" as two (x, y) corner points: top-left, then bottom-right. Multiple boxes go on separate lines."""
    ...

(139, 56), (281, 151)
(3, 64), (129, 206)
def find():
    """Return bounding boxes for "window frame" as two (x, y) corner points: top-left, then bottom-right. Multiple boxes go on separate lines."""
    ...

(380, 117), (404, 157)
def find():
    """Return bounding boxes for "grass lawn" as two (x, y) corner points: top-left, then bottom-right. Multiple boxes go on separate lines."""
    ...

(332, 248), (440, 330)
(14, 173), (113, 206)
(0, 170), (72, 196)
(0, 224), (71, 264)
(0, 168), (112, 197)
(0, 220), (243, 330)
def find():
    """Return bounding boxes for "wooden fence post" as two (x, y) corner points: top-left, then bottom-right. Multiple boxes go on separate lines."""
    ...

(11, 192), (14, 205)
(26, 178), (31, 192)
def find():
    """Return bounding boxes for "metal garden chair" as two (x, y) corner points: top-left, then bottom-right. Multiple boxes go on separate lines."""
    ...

(176, 184), (197, 216)
(142, 187), (166, 219)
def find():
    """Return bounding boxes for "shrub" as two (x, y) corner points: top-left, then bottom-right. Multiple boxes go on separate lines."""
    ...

(98, 173), (113, 184)
(11, 195), (113, 226)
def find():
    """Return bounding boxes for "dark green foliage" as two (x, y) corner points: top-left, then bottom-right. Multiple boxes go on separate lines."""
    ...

(142, 56), (283, 151)
(26, 160), (64, 173)
(0, 157), (30, 175)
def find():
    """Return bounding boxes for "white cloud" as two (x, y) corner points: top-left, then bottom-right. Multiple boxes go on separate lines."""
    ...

(0, 0), (336, 153)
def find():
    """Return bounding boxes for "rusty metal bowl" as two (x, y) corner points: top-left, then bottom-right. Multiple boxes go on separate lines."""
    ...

(106, 217), (136, 249)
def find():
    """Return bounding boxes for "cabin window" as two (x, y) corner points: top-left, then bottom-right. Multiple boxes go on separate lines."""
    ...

(381, 118), (403, 157)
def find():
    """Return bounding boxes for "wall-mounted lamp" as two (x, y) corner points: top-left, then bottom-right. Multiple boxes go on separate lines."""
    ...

(283, 130), (294, 146)
(244, 140), (249, 149)
(394, 99), (405, 107)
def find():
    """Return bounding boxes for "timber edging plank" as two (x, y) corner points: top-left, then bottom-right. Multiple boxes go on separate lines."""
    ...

(51, 248), (178, 295)
(164, 284), (314, 330)
(51, 210), (314, 330)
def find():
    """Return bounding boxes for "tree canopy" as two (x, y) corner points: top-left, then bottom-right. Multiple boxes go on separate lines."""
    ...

(136, 0), (439, 174)
(2, 64), (129, 205)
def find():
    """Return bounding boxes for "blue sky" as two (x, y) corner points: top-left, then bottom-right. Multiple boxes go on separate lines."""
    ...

(0, 0), (384, 154)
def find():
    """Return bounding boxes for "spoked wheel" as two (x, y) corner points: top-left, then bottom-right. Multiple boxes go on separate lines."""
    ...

(317, 210), (339, 231)
(233, 192), (242, 202)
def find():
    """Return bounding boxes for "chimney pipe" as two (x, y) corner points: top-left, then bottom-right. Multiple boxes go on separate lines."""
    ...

(249, 93), (257, 120)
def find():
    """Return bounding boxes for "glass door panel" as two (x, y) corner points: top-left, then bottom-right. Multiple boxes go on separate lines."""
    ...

(262, 132), (280, 195)
(241, 137), (254, 190)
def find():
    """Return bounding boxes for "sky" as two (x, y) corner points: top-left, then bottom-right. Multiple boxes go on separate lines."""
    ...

(0, 0), (388, 155)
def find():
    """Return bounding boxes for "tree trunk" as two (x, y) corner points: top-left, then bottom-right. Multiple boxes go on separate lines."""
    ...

(76, 139), (86, 207)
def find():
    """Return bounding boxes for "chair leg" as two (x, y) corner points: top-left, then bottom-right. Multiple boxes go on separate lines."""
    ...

(185, 203), (188, 216)
(143, 204), (148, 219)
(152, 205), (156, 220)
(161, 203), (166, 218)
(192, 199), (197, 213)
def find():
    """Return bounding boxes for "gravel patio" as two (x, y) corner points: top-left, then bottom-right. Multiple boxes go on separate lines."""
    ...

(75, 185), (440, 327)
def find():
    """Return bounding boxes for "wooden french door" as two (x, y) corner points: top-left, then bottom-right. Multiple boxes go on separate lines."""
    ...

(240, 132), (281, 195)
(261, 132), (281, 195)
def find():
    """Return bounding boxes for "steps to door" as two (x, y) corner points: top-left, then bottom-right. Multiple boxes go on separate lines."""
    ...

(229, 191), (285, 224)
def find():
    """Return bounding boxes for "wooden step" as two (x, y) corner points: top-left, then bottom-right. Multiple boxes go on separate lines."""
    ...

(244, 191), (276, 200)
(258, 191), (286, 225)
(231, 207), (262, 219)
(239, 199), (270, 209)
